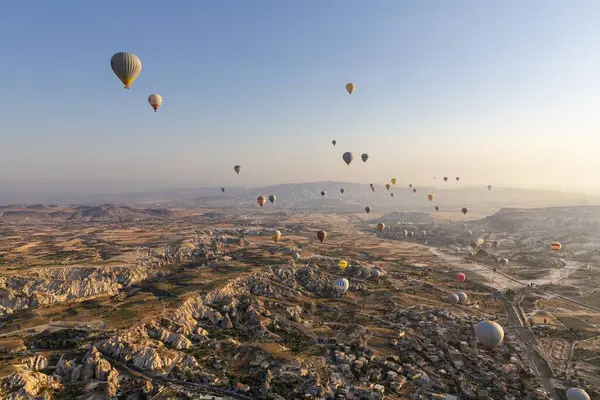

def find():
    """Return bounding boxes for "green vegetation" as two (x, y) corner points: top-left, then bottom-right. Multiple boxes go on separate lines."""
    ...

(55, 384), (84, 399)
(31, 328), (88, 349)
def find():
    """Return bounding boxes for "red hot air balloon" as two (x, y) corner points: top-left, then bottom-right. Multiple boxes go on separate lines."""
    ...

(317, 230), (327, 243)
(457, 273), (466, 282)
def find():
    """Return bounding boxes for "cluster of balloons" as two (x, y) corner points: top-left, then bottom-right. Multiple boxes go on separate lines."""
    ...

(446, 291), (468, 305)
(110, 52), (163, 112)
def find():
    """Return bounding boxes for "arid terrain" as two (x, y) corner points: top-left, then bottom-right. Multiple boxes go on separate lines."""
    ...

(0, 192), (598, 399)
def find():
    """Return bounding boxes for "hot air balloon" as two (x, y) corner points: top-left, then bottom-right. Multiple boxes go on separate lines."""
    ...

(221, 187), (225, 193)
(268, 195), (276, 204)
(390, 193), (394, 198)
(435, 206), (439, 211)
(385, 184), (391, 191)
(391, 178), (397, 185)
(292, 252), (300, 262)
(461, 207), (468, 215)
(332, 140), (337, 146)
(501, 258), (509, 266)
(338, 260), (348, 270)
(365, 206), (371, 214)
(342, 152), (354, 166)
(409, 184), (413, 188)
(457, 292), (468, 304)
(566, 388), (590, 400)
(485, 242), (492, 249)
(110, 52), (142, 89)
(407, 231), (414, 238)
(257, 196), (266, 207)
(234, 165), (241, 175)
(467, 230), (472, 236)
(346, 82), (355, 94)
(477, 238), (484, 246)
(371, 269), (381, 279)
(148, 94), (162, 112)
(457, 273), (466, 282)
(377, 222), (385, 232)
(443, 177), (448, 182)
(272, 230), (281, 243)
(456, 177), (460, 182)
(335, 278), (349, 294)
(340, 188), (345, 194)
(403, 230), (408, 238)
(321, 191), (326, 197)
(488, 185), (492, 191)
(474, 320), (504, 348)
(317, 230), (327, 243)
(361, 153), (369, 163)
(428, 194), (434, 202)
(550, 242), (562, 251)
(412, 188), (416, 194)
(447, 294), (459, 305)
(370, 185), (376, 192)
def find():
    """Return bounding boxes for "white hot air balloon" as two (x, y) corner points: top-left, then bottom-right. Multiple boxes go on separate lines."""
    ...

(335, 278), (349, 294)
(110, 52), (142, 89)
(371, 269), (381, 279)
(566, 388), (590, 400)
(148, 94), (163, 112)
(456, 291), (468, 304)
(474, 320), (505, 347)
(447, 294), (459, 305)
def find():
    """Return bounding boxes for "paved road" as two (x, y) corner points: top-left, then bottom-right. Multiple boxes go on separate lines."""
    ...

(100, 351), (252, 400)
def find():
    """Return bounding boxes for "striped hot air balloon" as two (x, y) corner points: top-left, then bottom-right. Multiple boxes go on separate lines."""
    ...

(550, 242), (562, 251)
(335, 278), (349, 294)
(110, 52), (142, 89)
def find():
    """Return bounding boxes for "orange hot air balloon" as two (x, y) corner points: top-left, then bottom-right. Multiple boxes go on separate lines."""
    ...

(550, 242), (562, 251)
(317, 230), (327, 243)
(427, 194), (434, 202)
(257, 196), (266, 207)
(457, 273), (466, 282)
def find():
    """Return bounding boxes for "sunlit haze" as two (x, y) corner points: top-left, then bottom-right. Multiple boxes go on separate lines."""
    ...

(1, 1), (600, 194)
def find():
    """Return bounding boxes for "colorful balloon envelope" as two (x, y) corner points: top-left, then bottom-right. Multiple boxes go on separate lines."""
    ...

(257, 196), (266, 207)
(317, 230), (327, 243)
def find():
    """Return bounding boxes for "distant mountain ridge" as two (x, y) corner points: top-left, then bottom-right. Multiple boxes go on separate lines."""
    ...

(1, 181), (599, 211)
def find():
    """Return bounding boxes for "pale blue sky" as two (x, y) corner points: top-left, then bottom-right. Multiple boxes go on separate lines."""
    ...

(1, 1), (600, 192)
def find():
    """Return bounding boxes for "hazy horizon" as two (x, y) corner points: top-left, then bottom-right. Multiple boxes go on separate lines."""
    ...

(2, 1), (600, 194)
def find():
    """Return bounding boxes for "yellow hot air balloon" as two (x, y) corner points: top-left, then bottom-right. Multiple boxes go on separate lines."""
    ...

(110, 52), (142, 89)
(338, 260), (348, 270)
(377, 222), (385, 232)
(385, 184), (391, 191)
(346, 82), (355, 94)
(272, 230), (281, 243)
(477, 238), (484, 246)
(257, 196), (266, 207)
(391, 178), (397, 185)
(427, 194), (434, 202)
